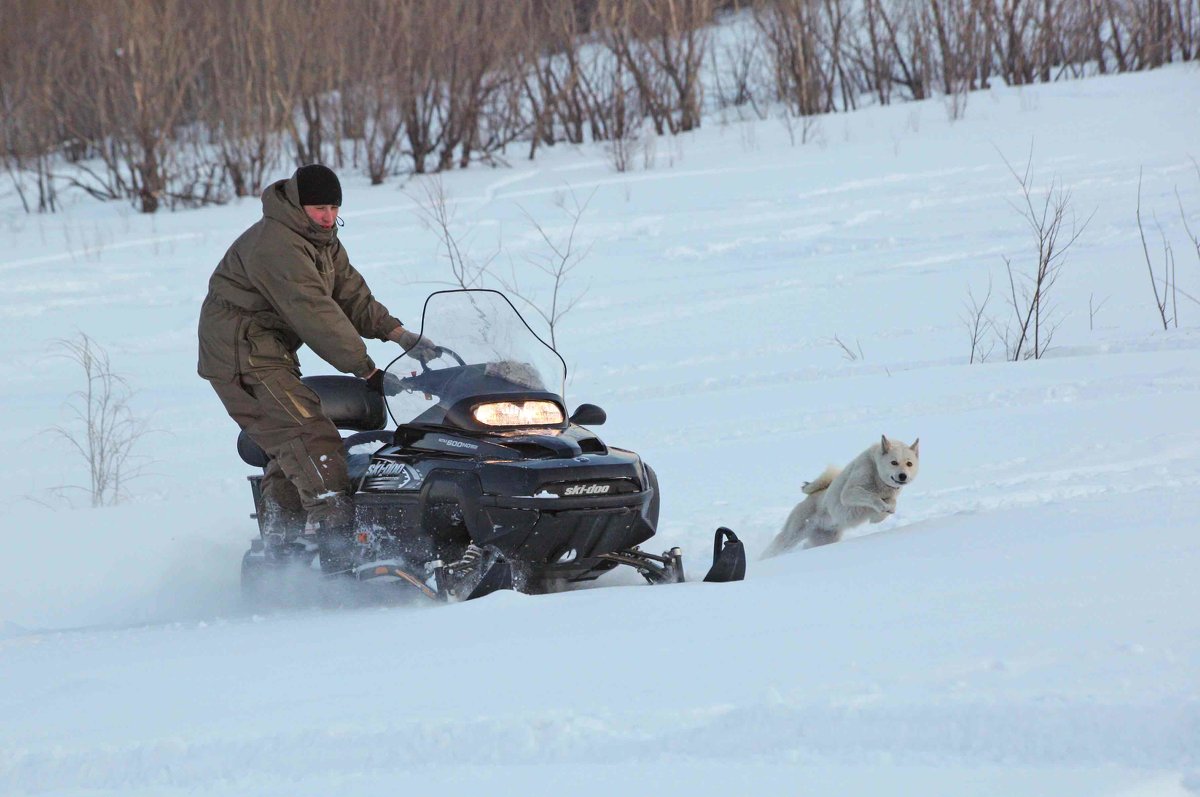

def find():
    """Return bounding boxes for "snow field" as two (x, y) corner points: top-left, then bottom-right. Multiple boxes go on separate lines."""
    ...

(1, 66), (1198, 795)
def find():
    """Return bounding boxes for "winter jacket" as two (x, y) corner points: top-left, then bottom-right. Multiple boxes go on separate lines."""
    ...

(197, 176), (400, 381)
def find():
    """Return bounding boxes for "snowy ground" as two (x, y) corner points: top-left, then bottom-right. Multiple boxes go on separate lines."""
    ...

(1, 67), (1199, 796)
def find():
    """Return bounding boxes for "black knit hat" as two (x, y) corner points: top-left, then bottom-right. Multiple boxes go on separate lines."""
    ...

(295, 164), (342, 207)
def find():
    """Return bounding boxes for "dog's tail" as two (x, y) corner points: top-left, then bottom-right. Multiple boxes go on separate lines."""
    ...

(802, 465), (839, 495)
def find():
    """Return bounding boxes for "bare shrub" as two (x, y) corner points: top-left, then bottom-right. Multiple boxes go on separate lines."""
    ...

(412, 177), (495, 290)
(50, 335), (147, 507)
(413, 177), (592, 352)
(827, 334), (865, 361)
(499, 189), (596, 351)
(711, 20), (769, 120)
(999, 149), (1091, 361)
(0, 3), (62, 213)
(1177, 160), (1200, 289)
(962, 277), (998, 363)
(84, 1), (217, 212)
(1136, 169), (1198, 330)
(597, 0), (716, 137)
(754, 0), (829, 117)
(608, 114), (647, 172)
(200, 0), (289, 197)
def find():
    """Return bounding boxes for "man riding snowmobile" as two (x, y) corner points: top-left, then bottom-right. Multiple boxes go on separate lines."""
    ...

(197, 164), (432, 575)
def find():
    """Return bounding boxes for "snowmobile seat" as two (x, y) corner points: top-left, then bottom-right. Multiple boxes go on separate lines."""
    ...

(237, 428), (394, 477)
(235, 375), (387, 468)
(344, 430), (394, 480)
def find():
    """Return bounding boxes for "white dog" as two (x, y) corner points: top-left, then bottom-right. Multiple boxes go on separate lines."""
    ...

(762, 435), (919, 557)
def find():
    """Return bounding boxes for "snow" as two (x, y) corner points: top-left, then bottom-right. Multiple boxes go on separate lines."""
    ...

(2, 66), (1199, 795)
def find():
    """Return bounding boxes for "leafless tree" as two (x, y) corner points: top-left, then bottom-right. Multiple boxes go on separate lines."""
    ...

(711, 19), (769, 119)
(1177, 161), (1200, 285)
(962, 278), (998, 362)
(754, 0), (829, 117)
(0, 0), (81, 212)
(201, 0), (291, 197)
(412, 177), (496, 290)
(88, 1), (217, 212)
(498, 189), (596, 351)
(598, 0), (715, 136)
(50, 335), (147, 507)
(999, 149), (1091, 360)
(1136, 170), (1183, 330)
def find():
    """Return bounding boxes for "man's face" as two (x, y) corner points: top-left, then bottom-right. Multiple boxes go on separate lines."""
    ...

(303, 204), (339, 229)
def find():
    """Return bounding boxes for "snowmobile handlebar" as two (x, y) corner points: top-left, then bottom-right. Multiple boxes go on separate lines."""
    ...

(420, 345), (466, 371)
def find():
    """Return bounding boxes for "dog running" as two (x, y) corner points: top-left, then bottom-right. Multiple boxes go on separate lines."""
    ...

(763, 435), (919, 557)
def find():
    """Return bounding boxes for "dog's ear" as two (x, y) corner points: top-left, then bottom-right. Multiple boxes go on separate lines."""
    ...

(911, 438), (919, 456)
(880, 434), (891, 454)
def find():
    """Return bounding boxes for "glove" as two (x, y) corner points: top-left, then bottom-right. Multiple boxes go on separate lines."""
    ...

(396, 328), (439, 364)
(366, 369), (404, 396)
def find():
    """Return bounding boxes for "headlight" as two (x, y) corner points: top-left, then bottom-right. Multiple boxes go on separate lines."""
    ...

(472, 400), (564, 427)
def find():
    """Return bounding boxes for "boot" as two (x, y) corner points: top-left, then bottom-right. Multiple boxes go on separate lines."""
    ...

(309, 493), (357, 575)
(261, 498), (306, 540)
(260, 475), (307, 539)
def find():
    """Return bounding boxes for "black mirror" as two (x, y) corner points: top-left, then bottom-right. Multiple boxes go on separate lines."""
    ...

(569, 403), (606, 426)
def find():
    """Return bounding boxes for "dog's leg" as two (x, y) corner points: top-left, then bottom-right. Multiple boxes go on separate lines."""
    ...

(804, 524), (842, 548)
(841, 485), (894, 514)
(763, 501), (815, 558)
(868, 494), (897, 523)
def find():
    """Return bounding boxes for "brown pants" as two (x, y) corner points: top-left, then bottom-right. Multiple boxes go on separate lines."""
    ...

(209, 369), (350, 527)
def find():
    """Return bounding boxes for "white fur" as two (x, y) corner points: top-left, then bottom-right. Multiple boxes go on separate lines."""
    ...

(762, 435), (919, 557)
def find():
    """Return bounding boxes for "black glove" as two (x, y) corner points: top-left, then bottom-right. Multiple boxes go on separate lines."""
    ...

(397, 329), (439, 364)
(366, 369), (403, 396)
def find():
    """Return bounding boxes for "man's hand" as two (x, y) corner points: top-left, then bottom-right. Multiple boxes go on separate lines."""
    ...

(365, 368), (403, 396)
(393, 327), (439, 364)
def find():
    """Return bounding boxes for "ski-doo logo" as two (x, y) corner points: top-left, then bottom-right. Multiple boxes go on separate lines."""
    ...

(562, 483), (611, 496)
(439, 438), (478, 450)
(366, 461), (407, 478)
(365, 461), (415, 488)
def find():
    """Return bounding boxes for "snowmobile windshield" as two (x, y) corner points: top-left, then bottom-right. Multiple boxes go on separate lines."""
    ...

(383, 289), (568, 431)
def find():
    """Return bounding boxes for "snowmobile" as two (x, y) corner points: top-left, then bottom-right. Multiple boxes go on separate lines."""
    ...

(238, 289), (746, 604)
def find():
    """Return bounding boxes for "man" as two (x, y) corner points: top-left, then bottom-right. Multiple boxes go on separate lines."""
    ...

(198, 164), (431, 574)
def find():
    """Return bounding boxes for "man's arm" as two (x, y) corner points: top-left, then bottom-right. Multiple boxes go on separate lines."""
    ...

(330, 243), (403, 341)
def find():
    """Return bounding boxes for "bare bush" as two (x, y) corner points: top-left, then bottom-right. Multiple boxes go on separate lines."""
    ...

(712, 20), (769, 119)
(50, 335), (147, 507)
(0, 2), (62, 213)
(1178, 160), (1200, 288)
(962, 277), (998, 363)
(999, 150), (1091, 360)
(201, 0), (291, 197)
(754, 0), (830, 118)
(412, 177), (495, 290)
(82, 1), (217, 212)
(499, 190), (596, 351)
(827, 333), (865, 361)
(598, 0), (716, 136)
(1136, 169), (1198, 330)
(413, 177), (593, 351)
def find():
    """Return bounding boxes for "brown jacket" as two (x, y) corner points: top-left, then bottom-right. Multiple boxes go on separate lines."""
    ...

(198, 176), (400, 381)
